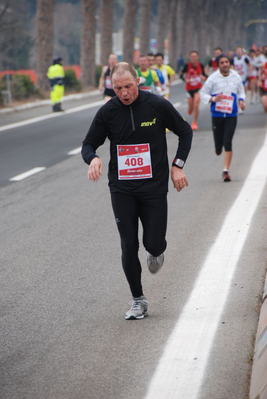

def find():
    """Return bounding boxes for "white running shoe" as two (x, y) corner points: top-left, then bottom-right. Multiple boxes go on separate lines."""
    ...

(147, 252), (164, 274)
(125, 296), (148, 320)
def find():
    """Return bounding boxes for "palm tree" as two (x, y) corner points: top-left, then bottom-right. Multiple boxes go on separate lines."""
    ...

(139, 0), (152, 55)
(36, 0), (54, 91)
(100, 0), (114, 66)
(80, 0), (96, 87)
(122, 0), (138, 63)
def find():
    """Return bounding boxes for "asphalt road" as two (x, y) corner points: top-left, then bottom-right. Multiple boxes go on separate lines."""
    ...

(0, 84), (267, 399)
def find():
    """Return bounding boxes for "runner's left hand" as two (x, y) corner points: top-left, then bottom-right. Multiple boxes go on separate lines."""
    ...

(171, 167), (189, 192)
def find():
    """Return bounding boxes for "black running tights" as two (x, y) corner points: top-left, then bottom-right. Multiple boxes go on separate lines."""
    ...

(212, 116), (237, 152)
(111, 192), (167, 298)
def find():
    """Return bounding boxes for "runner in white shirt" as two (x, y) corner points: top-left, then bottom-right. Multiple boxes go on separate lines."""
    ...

(248, 49), (259, 103)
(234, 46), (250, 90)
(200, 54), (245, 182)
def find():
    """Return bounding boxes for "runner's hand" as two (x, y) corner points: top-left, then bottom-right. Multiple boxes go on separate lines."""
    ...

(214, 94), (223, 102)
(88, 158), (103, 182)
(239, 100), (245, 111)
(171, 167), (189, 192)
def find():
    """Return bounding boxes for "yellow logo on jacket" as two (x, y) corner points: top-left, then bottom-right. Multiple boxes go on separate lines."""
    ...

(141, 118), (156, 127)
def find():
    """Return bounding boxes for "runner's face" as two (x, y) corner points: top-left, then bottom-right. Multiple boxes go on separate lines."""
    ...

(139, 57), (148, 70)
(219, 58), (230, 75)
(190, 53), (199, 64)
(214, 49), (222, 58)
(155, 56), (163, 67)
(147, 56), (155, 67)
(236, 48), (243, 58)
(112, 72), (139, 105)
(109, 55), (118, 68)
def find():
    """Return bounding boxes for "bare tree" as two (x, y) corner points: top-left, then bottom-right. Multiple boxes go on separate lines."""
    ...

(122, 0), (138, 63)
(168, 0), (178, 68)
(177, 0), (187, 58)
(80, 0), (96, 87)
(100, 0), (114, 66)
(184, 0), (194, 56)
(139, 0), (152, 55)
(156, 0), (170, 54)
(36, 0), (54, 91)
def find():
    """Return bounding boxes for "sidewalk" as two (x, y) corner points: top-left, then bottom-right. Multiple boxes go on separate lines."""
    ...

(0, 79), (182, 115)
(0, 89), (100, 115)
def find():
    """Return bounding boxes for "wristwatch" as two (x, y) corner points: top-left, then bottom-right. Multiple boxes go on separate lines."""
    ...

(172, 158), (184, 169)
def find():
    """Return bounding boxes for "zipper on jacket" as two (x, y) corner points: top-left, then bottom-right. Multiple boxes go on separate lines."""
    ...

(130, 106), (135, 131)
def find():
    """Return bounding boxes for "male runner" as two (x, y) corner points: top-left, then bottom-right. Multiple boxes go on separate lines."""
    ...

(234, 47), (250, 90)
(258, 60), (267, 113)
(82, 62), (192, 320)
(200, 54), (245, 182)
(136, 55), (161, 93)
(98, 53), (118, 102)
(180, 50), (207, 130)
(205, 47), (223, 75)
(154, 52), (176, 100)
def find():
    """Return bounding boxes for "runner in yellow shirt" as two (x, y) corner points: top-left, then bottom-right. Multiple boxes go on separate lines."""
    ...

(136, 55), (161, 94)
(154, 52), (176, 100)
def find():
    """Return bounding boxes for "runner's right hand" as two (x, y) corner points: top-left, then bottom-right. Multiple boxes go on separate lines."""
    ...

(88, 158), (103, 182)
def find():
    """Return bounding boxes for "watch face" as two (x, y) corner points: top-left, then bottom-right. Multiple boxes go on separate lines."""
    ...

(175, 159), (184, 168)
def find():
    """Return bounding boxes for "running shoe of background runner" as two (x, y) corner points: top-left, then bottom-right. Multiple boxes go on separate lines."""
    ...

(222, 171), (231, 182)
(191, 121), (198, 130)
(125, 296), (148, 320)
(147, 252), (164, 273)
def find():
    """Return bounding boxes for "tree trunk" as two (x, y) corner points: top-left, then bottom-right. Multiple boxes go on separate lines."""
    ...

(80, 0), (96, 87)
(177, 0), (187, 58)
(139, 0), (152, 55)
(168, 0), (178, 68)
(156, 0), (170, 54)
(36, 0), (54, 91)
(100, 0), (114, 66)
(184, 0), (194, 56)
(122, 0), (138, 63)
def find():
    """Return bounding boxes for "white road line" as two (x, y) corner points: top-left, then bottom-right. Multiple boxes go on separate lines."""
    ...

(9, 167), (46, 182)
(145, 131), (267, 399)
(0, 100), (104, 133)
(67, 147), (81, 155)
(173, 102), (181, 108)
(171, 79), (182, 86)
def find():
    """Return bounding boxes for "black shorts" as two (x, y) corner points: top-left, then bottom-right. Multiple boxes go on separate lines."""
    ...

(187, 89), (200, 98)
(261, 88), (267, 96)
(212, 117), (237, 153)
(104, 88), (116, 97)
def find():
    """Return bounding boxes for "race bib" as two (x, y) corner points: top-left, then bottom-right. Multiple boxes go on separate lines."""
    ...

(117, 144), (152, 180)
(215, 95), (234, 114)
(105, 76), (113, 89)
(190, 76), (201, 86)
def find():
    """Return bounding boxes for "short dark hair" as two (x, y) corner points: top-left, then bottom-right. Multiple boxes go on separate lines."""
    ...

(147, 53), (155, 57)
(110, 62), (137, 81)
(214, 47), (223, 52)
(190, 50), (199, 56)
(155, 52), (164, 59)
(216, 54), (230, 66)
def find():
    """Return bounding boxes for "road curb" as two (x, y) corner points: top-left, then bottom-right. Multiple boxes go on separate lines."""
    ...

(0, 90), (100, 115)
(0, 80), (182, 115)
(250, 271), (267, 399)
